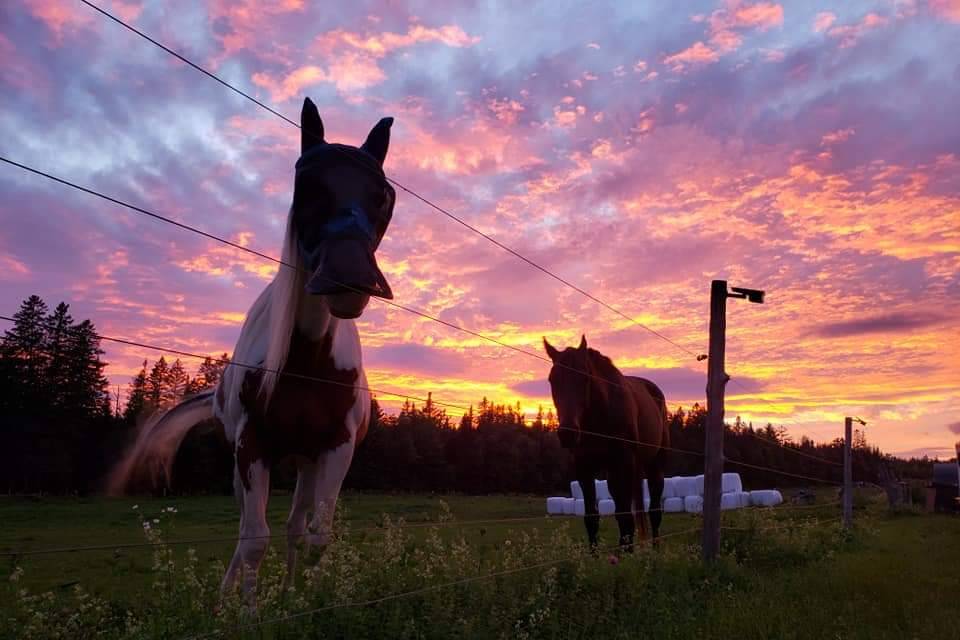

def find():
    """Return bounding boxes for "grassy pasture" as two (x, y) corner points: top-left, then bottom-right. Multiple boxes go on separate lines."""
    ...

(1, 491), (957, 639)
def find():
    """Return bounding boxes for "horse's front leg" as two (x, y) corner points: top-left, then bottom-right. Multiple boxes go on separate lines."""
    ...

(608, 457), (636, 551)
(222, 428), (271, 609)
(306, 440), (356, 553)
(283, 460), (319, 592)
(576, 468), (601, 550)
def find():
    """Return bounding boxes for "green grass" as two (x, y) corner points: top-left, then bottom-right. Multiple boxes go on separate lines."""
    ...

(1, 492), (957, 639)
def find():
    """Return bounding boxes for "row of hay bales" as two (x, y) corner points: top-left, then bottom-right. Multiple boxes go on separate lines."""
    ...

(546, 473), (783, 516)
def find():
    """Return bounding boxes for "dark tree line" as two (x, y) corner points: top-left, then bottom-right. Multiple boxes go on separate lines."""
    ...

(0, 296), (114, 493)
(123, 353), (229, 424)
(1, 295), (940, 496)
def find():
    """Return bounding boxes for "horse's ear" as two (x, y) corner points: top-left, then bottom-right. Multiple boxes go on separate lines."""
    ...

(578, 335), (587, 351)
(361, 117), (394, 165)
(543, 337), (560, 361)
(301, 97), (325, 153)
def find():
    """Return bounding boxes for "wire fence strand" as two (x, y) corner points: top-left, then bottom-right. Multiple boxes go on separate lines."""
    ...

(77, 0), (705, 363)
(0, 154), (651, 398)
(182, 527), (702, 640)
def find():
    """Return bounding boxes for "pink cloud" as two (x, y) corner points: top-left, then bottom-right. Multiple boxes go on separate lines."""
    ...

(487, 97), (525, 125)
(0, 255), (30, 280)
(707, 1), (784, 53)
(813, 11), (837, 32)
(727, 2), (784, 29)
(821, 128), (856, 146)
(929, 0), (960, 22)
(252, 65), (328, 102)
(827, 13), (890, 48)
(664, 41), (719, 72)
(247, 22), (481, 100)
(316, 24), (480, 57)
(23, 0), (92, 43)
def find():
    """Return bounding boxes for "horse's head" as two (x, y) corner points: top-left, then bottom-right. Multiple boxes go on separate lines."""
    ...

(292, 97), (396, 319)
(543, 335), (591, 449)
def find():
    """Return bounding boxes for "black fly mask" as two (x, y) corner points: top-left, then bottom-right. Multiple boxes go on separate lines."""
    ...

(292, 98), (396, 319)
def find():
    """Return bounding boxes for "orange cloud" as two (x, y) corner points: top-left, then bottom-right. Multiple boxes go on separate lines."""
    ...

(664, 41), (719, 72)
(317, 24), (480, 57)
(707, 1), (784, 54)
(252, 65), (327, 102)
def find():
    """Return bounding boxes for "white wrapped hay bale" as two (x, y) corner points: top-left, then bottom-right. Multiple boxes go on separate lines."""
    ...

(574, 499), (586, 517)
(661, 477), (677, 499)
(570, 480), (584, 500)
(684, 495), (704, 514)
(673, 476), (697, 498)
(562, 497), (576, 515)
(735, 491), (752, 508)
(598, 499), (616, 516)
(595, 479), (611, 501)
(750, 490), (783, 507)
(720, 493), (742, 510)
(721, 473), (743, 494)
(547, 497), (566, 515)
(694, 474), (705, 496)
(663, 497), (685, 513)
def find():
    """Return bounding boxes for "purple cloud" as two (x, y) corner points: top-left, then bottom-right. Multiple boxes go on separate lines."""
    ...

(815, 311), (947, 338)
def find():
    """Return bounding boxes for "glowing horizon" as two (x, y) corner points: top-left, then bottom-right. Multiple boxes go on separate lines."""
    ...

(1, 0), (958, 459)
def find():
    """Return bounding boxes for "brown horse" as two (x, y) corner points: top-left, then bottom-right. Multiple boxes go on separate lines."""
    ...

(544, 335), (668, 549)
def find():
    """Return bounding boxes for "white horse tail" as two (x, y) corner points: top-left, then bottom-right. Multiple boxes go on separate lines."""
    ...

(106, 390), (218, 495)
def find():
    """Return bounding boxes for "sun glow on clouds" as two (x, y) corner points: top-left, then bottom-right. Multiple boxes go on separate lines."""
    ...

(1, 0), (959, 458)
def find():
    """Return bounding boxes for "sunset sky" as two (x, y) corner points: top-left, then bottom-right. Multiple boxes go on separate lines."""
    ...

(1, 0), (958, 459)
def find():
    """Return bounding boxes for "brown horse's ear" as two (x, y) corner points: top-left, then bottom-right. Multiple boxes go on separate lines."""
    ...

(578, 335), (587, 351)
(301, 97), (325, 153)
(543, 337), (560, 361)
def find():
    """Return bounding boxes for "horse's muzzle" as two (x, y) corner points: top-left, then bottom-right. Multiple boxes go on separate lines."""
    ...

(304, 237), (393, 319)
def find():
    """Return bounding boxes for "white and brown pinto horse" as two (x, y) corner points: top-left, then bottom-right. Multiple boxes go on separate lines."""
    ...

(109, 98), (396, 604)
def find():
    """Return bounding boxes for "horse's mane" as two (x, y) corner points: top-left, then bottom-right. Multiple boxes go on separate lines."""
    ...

(258, 210), (304, 403)
(585, 347), (626, 403)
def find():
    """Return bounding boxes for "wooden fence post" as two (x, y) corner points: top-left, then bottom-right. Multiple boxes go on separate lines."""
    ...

(843, 417), (853, 529)
(703, 280), (728, 562)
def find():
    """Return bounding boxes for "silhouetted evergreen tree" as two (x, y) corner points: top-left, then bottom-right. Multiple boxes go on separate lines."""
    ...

(123, 360), (149, 424)
(0, 295), (50, 413)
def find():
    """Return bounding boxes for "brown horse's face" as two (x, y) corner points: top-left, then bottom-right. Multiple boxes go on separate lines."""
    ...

(293, 97), (396, 319)
(544, 335), (590, 449)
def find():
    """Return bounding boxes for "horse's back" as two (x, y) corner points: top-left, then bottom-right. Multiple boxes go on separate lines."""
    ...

(624, 376), (668, 452)
(628, 377), (666, 414)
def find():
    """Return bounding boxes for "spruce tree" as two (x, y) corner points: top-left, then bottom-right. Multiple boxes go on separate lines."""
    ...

(123, 360), (149, 424)
(147, 357), (169, 410)
(44, 302), (74, 412)
(0, 295), (50, 413)
(165, 359), (189, 405)
(63, 319), (110, 418)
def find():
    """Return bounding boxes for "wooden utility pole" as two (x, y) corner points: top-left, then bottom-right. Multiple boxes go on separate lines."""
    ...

(703, 281), (728, 562)
(843, 417), (853, 529)
(843, 416), (866, 528)
(703, 280), (764, 563)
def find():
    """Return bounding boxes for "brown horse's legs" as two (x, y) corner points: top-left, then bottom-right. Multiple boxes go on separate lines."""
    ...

(646, 465), (665, 542)
(577, 471), (601, 549)
(608, 464), (636, 551)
